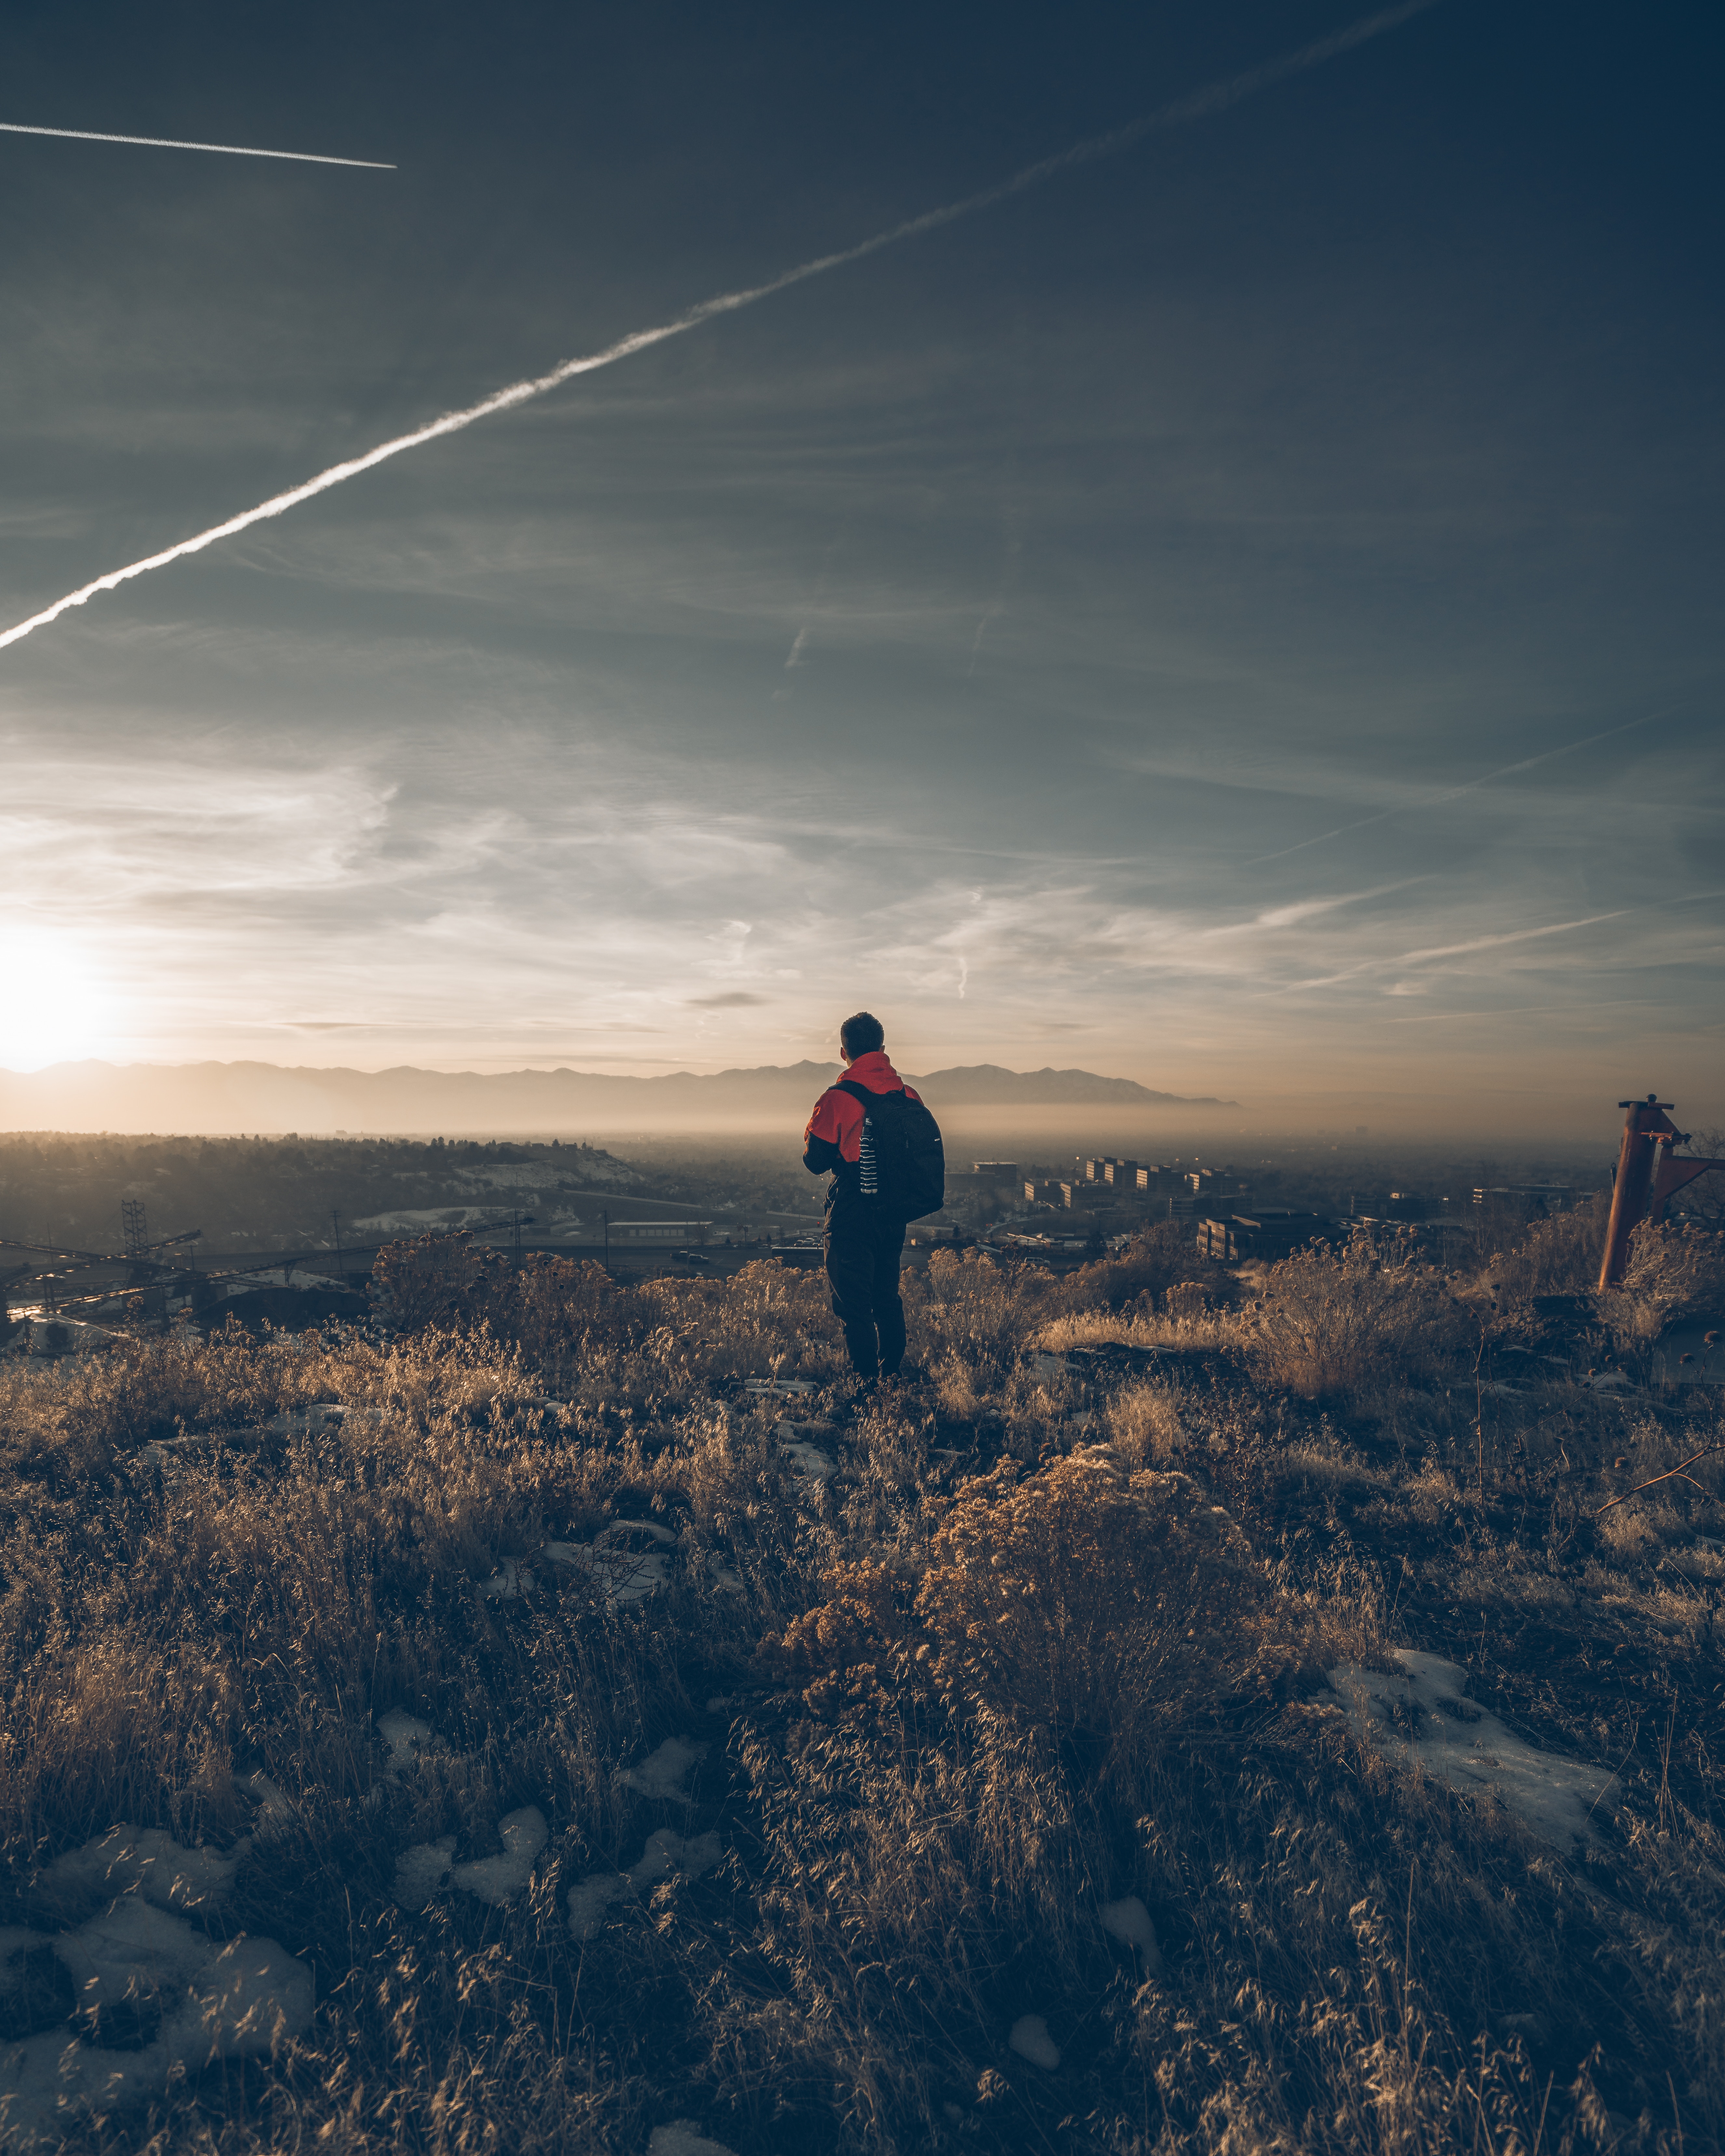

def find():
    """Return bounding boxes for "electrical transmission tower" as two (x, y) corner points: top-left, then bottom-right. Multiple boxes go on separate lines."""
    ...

(120, 1198), (149, 1259)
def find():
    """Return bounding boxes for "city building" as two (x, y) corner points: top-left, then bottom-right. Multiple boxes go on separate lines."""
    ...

(607, 1220), (714, 1244)
(1195, 1210), (1333, 1263)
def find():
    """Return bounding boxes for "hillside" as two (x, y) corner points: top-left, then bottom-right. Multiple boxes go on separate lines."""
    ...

(0, 1210), (1720, 2152)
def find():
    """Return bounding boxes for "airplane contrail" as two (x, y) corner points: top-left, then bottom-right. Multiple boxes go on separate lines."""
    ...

(0, 120), (393, 168)
(0, 0), (1438, 656)
(1242, 705), (1679, 866)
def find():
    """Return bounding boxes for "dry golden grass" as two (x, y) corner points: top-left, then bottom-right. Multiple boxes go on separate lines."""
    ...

(0, 1217), (1722, 2154)
(1236, 1230), (1472, 1399)
(1603, 1218), (1725, 1344)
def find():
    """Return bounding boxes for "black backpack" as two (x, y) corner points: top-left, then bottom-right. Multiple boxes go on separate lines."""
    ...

(835, 1081), (946, 1221)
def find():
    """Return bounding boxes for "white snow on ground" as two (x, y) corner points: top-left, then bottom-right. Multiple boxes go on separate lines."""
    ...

(1009, 2014), (1061, 2069)
(775, 1422), (837, 1478)
(43, 1824), (238, 1911)
(395, 1838), (457, 1910)
(395, 1808), (548, 1912)
(647, 2124), (739, 2156)
(566, 1830), (725, 1940)
(0, 1833), (312, 2150)
(619, 1737), (705, 1799)
(1099, 1896), (1162, 1968)
(707, 1552), (744, 1595)
(378, 1710), (435, 1774)
(565, 1871), (629, 1940)
(633, 1828), (723, 1889)
(453, 1810), (548, 1902)
(543, 1520), (677, 1606)
(238, 1772), (296, 1836)
(744, 1377), (817, 1397)
(482, 1558), (534, 1600)
(1328, 1652), (1618, 1846)
(778, 1441), (836, 1478)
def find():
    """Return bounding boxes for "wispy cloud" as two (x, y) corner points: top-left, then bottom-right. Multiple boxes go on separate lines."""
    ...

(1242, 709), (1676, 864)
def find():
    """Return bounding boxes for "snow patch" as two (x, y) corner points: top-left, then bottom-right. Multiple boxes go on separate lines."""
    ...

(648, 2124), (739, 2156)
(0, 1846), (311, 2149)
(42, 1825), (238, 1913)
(395, 1809), (548, 1911)
(378, 1710), (435, 1775)
(1009, 2014), (1061, 2069)
(566, 1829), (724, 1940)
(1099, 1896), (1161, 1968)
(775, 1424), (837, 1479)
(618, 1737), (705, 1800)
(451, 1809), (548, 1902)
(1328, 1651), (1617, 1846)
(543, 1520), (677, 1606)
(631, 1828), (723, 1890)
(394, 1838), (457, 1911)
(238, 1772), (296, 1837)
(482, 1558), (534, 1600)
(565, 1870), (631, 1940)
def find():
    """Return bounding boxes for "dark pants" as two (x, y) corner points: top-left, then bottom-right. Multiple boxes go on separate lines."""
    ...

(824, 1207), (906, 1381)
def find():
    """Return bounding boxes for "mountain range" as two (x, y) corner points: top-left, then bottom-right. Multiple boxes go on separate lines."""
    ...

(0, 1060), (1236, 1135)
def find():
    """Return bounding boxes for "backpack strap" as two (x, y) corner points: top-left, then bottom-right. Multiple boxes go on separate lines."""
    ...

(834, 1079), (883, 1112)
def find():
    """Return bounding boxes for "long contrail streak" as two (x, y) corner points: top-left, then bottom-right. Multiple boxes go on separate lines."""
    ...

(0, 0), (1437, 656)
(0, 120), (393, 168)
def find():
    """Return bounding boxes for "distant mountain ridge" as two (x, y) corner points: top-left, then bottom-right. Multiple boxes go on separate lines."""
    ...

(0, 1058), (1236, 1134)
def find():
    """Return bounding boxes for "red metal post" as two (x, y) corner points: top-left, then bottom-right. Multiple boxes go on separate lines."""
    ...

(1596, 1094), (1725, 1289)
(1598, 1095), (1676, 1291)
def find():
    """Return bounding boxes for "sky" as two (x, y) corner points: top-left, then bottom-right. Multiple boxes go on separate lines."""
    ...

(2, 0), (1721, 1134)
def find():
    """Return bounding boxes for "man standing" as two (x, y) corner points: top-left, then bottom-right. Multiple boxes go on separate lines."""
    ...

(802, 1012), (943, 1387)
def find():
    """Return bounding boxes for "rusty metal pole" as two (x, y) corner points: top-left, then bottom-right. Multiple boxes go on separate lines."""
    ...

(1598, 1095), (1667, 1290)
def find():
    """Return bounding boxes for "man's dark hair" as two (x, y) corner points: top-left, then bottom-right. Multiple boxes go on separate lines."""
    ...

(840, 1011), (886, 1060)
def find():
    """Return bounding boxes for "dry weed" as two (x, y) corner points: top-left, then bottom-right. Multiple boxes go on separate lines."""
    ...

(1239, 1230), (1470, 1399)
(1601, 1217), (1725, 1343)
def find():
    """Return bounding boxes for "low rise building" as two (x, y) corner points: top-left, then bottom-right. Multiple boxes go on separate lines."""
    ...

(608, 1220), (714, 1244)
(1195, 1209), (1334, 1263)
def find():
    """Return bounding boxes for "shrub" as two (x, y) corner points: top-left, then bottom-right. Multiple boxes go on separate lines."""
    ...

(368, 1229), (496, 1332)
(1048, 1221), (1219, 1316)
(1238, 1227), (1468, 1398)
(775, 1451), (1275, 1780)
(1603, 1217), (1725, 1343)
(1494, 1193), (1609, 1303)
(1102, 1376), (1187, 1466)
(905, 1246), (1038, 1365)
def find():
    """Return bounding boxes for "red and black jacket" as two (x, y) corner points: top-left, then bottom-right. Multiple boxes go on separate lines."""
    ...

(803, 1051), (923, 1210)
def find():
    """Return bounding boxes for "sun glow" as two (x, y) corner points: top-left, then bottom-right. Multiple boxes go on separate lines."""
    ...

(0, 927), (120, 1070)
